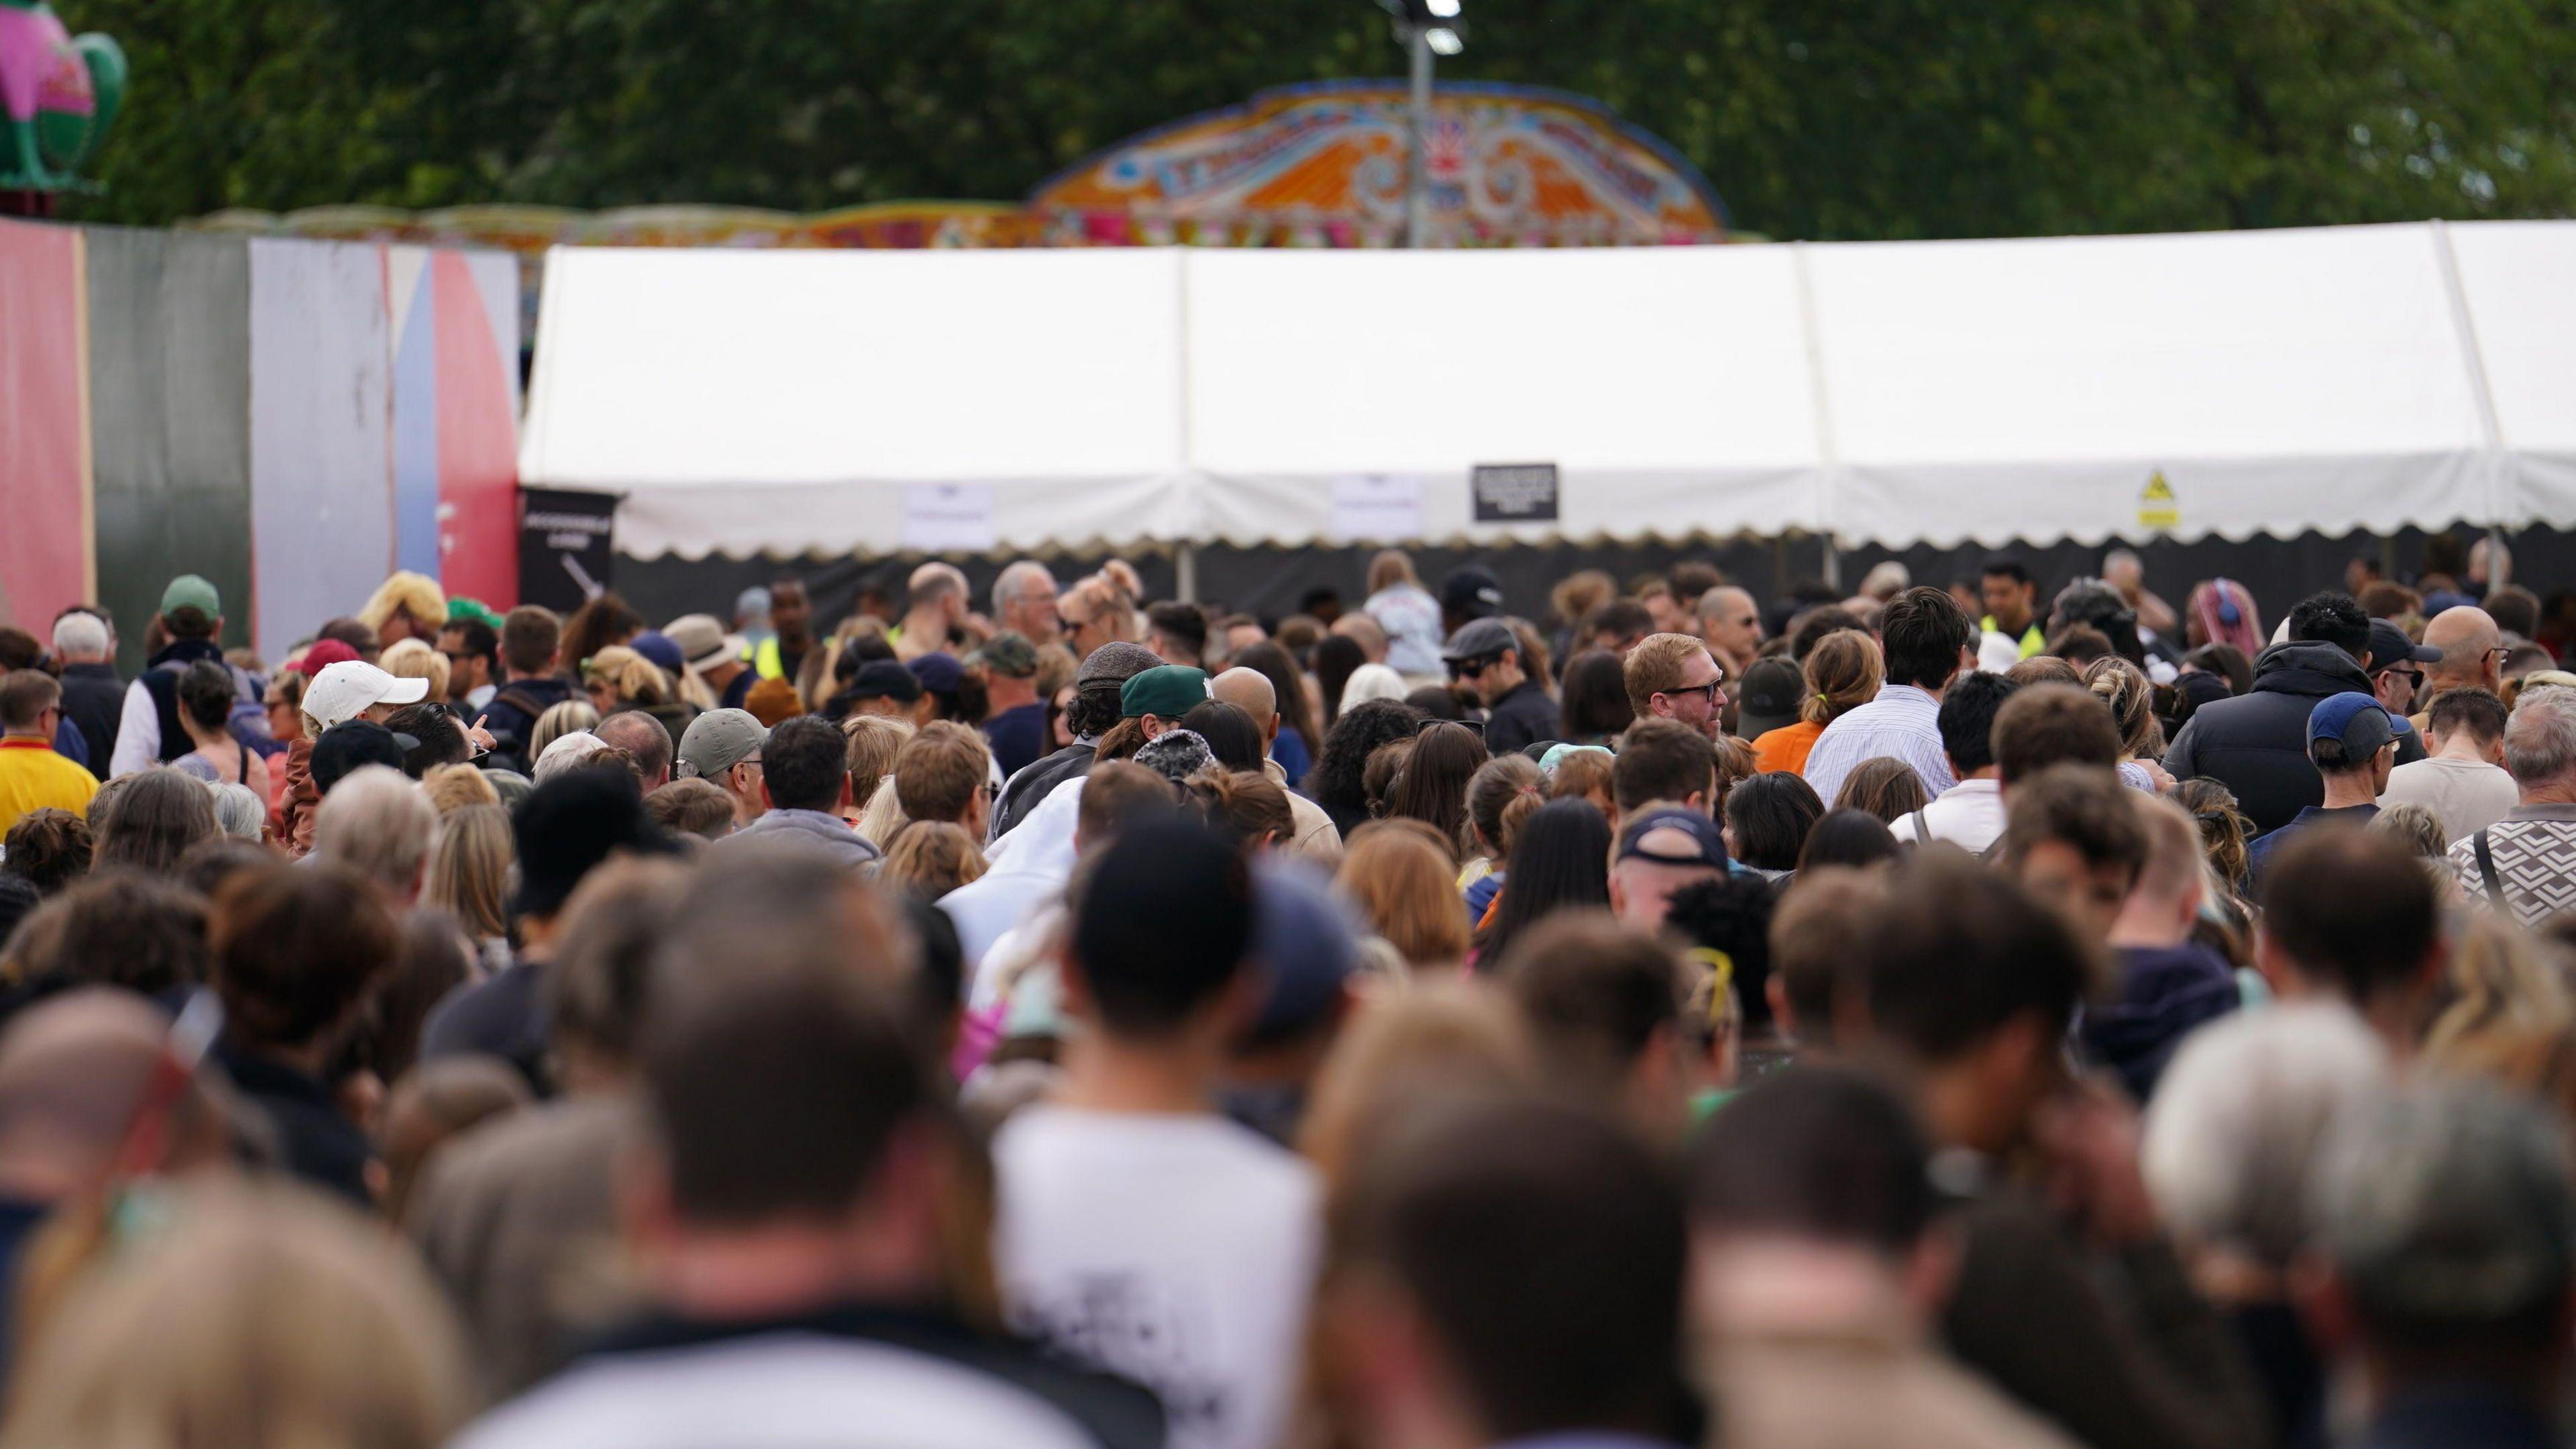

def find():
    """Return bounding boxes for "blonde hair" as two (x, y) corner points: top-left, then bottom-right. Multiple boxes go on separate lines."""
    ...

(426, 804), (512, 941)
(856, 775), (910, 849)
(881, 822), (989, 900)
(1337, 820), (1474, 972)
(2084, 655), (2165, 760)
(841, 715), (916, 809)
(2, 1177), (470, 1449)
(357, 570), (449, 637)
(582, 645), (669, 708)
(529, 700), (599, 760)
(378, 638), (450, 704)
(1366, 549), (1420, 594)
(1800, 630), (1883, 727)
(418, 763), (498, 816)
(2423, 912), (2575, 1064)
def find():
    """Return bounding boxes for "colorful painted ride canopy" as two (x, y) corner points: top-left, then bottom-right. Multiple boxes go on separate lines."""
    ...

(1028, 81), (1727, 248)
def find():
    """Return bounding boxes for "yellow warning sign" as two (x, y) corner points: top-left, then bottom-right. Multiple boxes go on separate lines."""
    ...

(2138, 472), (2179, 531)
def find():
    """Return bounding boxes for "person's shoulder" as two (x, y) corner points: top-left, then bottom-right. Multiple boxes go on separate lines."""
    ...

(458, 1318), (1150, 1449)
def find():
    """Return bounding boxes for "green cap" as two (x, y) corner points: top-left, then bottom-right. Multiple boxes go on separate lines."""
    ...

(1120, 665), (1211, 720)
(160, 574), (221, 618)
(968, 631), (1040, 679)
(446, 596), (504, 630)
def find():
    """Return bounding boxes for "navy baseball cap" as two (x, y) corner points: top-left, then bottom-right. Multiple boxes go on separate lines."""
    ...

(2308, 692), (2398, 757)
(908, 652), (963, 697)
(2367, 619), (2441, 674)
(1616, 807), (1729, 869)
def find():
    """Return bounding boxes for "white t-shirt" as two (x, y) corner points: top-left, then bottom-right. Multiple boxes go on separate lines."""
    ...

(1888, 777), (2008, 855)
(453, 1334), (1106, 1449)
(991, 1105), (1322, 1449)
(2380, 755), (2520, 846)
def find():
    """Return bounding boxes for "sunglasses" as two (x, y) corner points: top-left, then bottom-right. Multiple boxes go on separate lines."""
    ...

(1659, 681), (1722, 706)
(1449, 653), (1503, 682)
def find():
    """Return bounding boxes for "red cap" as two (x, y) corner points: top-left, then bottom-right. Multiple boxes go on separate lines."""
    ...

(294, 639), (362, 674)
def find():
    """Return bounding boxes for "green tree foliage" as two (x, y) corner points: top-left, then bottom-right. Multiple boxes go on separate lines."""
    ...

(56, 0), (2576, 238)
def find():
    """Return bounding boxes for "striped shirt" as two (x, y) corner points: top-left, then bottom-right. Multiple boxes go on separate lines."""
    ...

(1801, 684), (1955, 808)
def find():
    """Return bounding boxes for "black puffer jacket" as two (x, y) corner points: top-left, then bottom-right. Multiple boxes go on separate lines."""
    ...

(2164, 640), (2412, 836)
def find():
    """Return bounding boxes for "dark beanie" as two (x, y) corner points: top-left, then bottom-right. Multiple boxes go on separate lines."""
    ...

(1072, 818), (1254, 1032)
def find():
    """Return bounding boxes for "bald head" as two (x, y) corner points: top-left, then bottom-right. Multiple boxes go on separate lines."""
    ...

(2423, 606), (2502, 691)
(594, 710), (674, 790)
(0, 990), (196, 1198)
(1211, 667), (1279, 743)
(1330, 612), (1388, 663)
(908, 563), (967, 614)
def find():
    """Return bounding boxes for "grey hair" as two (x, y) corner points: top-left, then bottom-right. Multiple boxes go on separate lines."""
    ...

(2503, 686), (2576, 786)
(991, 560), (1057, 617)
(50, 611), (109, 659)
(2310, 1079), (2576, 1332)
(532, 730), (607, 784)
(2141, 1003), (2388, 1267)
(313, 765), (440, 897)
(206, 782), (266, 841)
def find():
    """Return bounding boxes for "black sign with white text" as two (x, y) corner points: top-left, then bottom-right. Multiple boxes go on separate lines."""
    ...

(1472, 462), (1560, 523)
(518, 488), (618, 613)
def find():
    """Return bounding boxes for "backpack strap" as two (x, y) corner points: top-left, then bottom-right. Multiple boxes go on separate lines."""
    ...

(1908, 807), (1933, 847)
(2474, 828), (2510, 911)
(492, 686), (552, 722)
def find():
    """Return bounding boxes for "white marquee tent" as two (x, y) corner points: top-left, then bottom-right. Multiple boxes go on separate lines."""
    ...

(519, 220), (2576, 561)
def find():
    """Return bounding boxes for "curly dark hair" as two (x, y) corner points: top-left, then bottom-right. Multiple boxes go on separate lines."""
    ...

(1309, 698), (1425, 835)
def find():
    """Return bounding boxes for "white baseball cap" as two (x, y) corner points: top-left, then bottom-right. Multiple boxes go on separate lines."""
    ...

(304, 659), (430, 729)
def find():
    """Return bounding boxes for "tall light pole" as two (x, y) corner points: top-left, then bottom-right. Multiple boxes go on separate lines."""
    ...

(1379, 0), (1462, 248)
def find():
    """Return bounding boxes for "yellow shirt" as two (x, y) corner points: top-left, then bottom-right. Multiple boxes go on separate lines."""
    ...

(0, 737), (99, 837)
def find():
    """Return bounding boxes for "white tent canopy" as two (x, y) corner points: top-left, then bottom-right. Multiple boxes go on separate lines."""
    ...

(519, 221), (2576, 559)
(519, 248), (1192, 560)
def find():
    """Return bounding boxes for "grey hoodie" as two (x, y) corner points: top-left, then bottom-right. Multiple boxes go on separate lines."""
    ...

(716, 808), (883, 871)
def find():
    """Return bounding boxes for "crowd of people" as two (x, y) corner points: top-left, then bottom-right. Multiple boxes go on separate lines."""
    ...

(0, 531), (2573, 1448)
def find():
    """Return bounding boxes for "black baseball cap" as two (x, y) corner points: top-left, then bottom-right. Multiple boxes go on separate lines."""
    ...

(2367, 619), (2442, 674)
(847, 659), (924, 703)
(1442, 566), (1505, 620)
(309, 720), (416, 796)
(1735, 657), (1805, 741)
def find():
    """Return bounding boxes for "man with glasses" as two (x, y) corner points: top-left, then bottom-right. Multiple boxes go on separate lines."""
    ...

(437, 616), (501, 711)
(1622, 633), (1725, 743)
(1442, 617), (1558, 758)
(674, 708), (769, 828)
(2365, 617), (2439, 736)
(2411, 605), (2505, 738)
(0, 671), (98, 835)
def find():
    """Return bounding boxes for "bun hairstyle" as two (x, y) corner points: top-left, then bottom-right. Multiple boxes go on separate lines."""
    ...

(1187, 767), (1295, 850)
(1466, 754), (1545, 863)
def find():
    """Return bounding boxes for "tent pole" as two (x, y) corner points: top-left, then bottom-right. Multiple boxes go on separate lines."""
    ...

(1176, 542), (1199, 604)
(1819, 533), (1841, 592)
